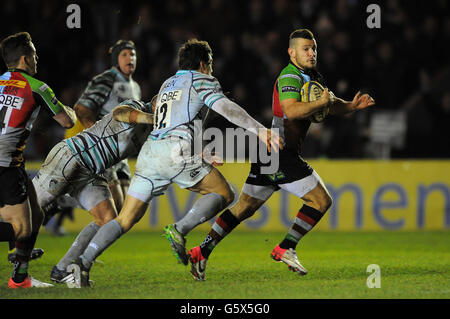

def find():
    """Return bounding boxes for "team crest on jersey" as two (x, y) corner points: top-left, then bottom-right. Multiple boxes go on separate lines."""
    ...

(0, 80), (26, 89)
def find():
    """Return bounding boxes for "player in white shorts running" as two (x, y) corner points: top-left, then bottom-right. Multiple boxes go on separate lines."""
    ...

(188, 29), (375, 280)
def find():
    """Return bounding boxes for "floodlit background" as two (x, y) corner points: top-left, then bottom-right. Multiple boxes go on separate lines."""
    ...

(2, 0), (449, 160)
(1, 0), (449, 232)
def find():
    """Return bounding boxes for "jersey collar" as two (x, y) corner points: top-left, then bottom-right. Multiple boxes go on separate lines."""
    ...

(8, 68), (31, 76)
(176, 70), (202, 76)
(288, 61), (308, 75)
(110, 66), (131, 82)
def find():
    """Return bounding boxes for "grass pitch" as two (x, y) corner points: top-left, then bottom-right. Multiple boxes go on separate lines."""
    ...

(1, 231), (449, 299)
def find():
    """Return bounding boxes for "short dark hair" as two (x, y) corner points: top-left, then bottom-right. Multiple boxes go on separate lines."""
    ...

(178, 39), (212, 70)
(289, 29), (315, 46)
(0, 32), (34, 68)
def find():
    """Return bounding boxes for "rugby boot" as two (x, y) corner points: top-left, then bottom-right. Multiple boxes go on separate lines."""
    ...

(271, 245), (307, 275)
(8, 276), (53, 288)
(188, 246), (208, 281)
(163, 224), (188, 265)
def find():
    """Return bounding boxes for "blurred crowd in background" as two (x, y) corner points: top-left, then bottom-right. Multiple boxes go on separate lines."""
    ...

(2, 0), (449, 160)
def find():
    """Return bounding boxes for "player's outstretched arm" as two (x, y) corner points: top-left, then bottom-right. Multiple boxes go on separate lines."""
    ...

(211, 98), (283, 153)
(113, 105), (153, 124)
(329, 91), (375, 115)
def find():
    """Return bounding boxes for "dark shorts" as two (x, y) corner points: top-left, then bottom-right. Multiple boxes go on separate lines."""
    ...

(242, 149), (320, 201)
(245, 149), (314, 187)
(0, 166), (29, 207)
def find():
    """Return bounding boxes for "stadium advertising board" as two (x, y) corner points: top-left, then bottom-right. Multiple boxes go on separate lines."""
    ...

(28, 160), (449, 231)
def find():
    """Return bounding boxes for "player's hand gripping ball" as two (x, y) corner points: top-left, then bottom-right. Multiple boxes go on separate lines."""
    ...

(301, 81), (330, 123)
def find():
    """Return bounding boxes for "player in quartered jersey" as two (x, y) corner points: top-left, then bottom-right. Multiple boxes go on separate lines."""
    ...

(0, 32), (76, 288)
(30, 99), (153, 284)
(189, 29), (376, 280)
(72, 39), (141, 211)
(64, 39), (282, 287)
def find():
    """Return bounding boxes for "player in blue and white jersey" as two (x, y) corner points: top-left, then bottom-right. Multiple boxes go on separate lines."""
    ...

(73, 40), (141, 211)
(31, 99), (153, 284)
(66, 39), (283, 287)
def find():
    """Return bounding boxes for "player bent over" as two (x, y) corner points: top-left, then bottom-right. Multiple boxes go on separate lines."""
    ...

(188, 29), (375, 280)
(0, 32), (76, 288)
(66, 39), (282, 287)
(31, 99), (153, 286)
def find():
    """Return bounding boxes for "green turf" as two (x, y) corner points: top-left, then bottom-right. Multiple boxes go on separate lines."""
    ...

(1, 231), (449, 299)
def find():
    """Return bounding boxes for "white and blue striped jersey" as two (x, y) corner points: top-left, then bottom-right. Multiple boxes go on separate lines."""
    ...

(65, 100), (152, 174)
(76, 68), (141, 120)
(151, 70), (226, 140)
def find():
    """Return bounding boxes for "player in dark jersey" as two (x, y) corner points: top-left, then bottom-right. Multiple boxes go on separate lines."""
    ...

(0, 32), (76, 288)
(188, 29), (375, 280)
(73, 40), (141, 211)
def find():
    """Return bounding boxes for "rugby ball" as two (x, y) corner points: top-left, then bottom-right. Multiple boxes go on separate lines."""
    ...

(300, 81), (329, 123)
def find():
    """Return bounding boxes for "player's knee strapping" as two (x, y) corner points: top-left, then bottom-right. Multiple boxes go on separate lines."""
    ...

(280, 204), (324, 249)
(200, 209), (240, 258)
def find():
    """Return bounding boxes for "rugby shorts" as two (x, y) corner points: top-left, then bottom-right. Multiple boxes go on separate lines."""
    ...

(242, 149), (322, 201)
(128, 135), (212, 203)
(32, 141), (111, 211)
(0, 166), (29, 207)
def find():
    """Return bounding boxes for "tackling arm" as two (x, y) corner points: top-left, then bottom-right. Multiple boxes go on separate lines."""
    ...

(211, 97), (283, 152)
(112, 105), (153, 124)
(211, 97), (265, 133)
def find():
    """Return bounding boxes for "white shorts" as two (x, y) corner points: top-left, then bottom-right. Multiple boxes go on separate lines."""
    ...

(32, 141), (112, 211)
(128, 136), (212, 203)
(241, 170), (323, 201)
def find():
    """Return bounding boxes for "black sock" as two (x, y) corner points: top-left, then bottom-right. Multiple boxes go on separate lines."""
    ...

(12, 261), (28, 283)
(0, 222), (16, 242)
(200, 209), (240, 258)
